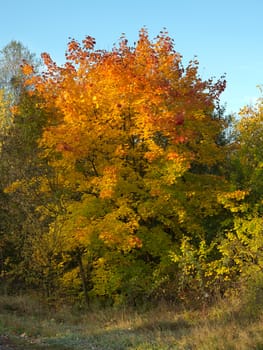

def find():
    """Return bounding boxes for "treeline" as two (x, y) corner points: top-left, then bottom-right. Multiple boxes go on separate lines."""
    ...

(0, 30), (262, 307)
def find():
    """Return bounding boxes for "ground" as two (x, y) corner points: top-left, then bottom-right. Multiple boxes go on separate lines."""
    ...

(0, 336), (18, 350)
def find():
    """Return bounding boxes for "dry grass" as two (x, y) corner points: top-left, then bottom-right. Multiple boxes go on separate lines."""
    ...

(0, 293), (263, 349)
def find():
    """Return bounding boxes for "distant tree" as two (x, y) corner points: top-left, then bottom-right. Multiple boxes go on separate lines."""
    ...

(0, 44), (52, 293)
(0, 40), (40, 104)
(0, 88), (53, 292)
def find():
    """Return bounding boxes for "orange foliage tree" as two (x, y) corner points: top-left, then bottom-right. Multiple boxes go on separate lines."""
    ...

(24, 29), (227, 304)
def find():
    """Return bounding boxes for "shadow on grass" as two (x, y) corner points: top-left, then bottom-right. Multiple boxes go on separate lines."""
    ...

(133, 317), (191, 332)
(42, 318), (191, 350)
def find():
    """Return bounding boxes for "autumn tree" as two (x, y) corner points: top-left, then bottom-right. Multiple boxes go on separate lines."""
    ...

(0, 41), (40, 104)
(21, 29), (228, 304)
(215, 94), (263, 293)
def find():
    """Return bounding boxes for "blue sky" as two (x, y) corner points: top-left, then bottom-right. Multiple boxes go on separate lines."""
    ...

(1, 0), (262, 114)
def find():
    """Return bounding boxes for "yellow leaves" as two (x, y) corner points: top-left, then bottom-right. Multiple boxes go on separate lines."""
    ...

(114, 144), (128, 158)
(74, 227), (92, 245)
(217, 215), (263, 280)
(38, 176), (52, 193)
(177, 209), (186, 224)
(99, 166), (118, 199)
(99, 231), (142, 252)
(0, 89), (13, 132)
(59, 268), (82, 291)
(54, 213), (93, 252)
(169, 237), (234, 294)
(162, 155), (190, 185)
(97, 204), (141, 252)
(217, 190), (249, 213)
(92, 95), (99, 109)
(205, 261), (231, 281)
(5, 176), (43, 196)
(229, 190), (248, 201)
(4, 180), (22, 193)
(144, 142), (164, 162)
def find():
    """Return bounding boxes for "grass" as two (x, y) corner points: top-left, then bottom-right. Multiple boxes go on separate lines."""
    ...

(0, 292), (263, 349)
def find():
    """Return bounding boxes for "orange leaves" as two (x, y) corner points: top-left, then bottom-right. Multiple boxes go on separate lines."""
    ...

(65, 39), (81, 62)
(98, 166), (118, 199)
(35, 29), (226, 173)
(154, 29), (175, 53)
(175, 111), (185, 126)
(144, 141), (164, 162)
(82, 35), (96, 50)
(67, 36), (95, 55)
(99, 231), (142, 252)
(34, 28), (226, 186)
(65, 36), (97, 64)
(21, 63), (34, 75)
(67, 39), (80, 53)
(166, 151), (179, 160)
(56, 142), (73, 152)
(41, 52), (56, 69)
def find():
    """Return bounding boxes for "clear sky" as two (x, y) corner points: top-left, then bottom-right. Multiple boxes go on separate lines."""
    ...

(1, 0), (262, 114)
